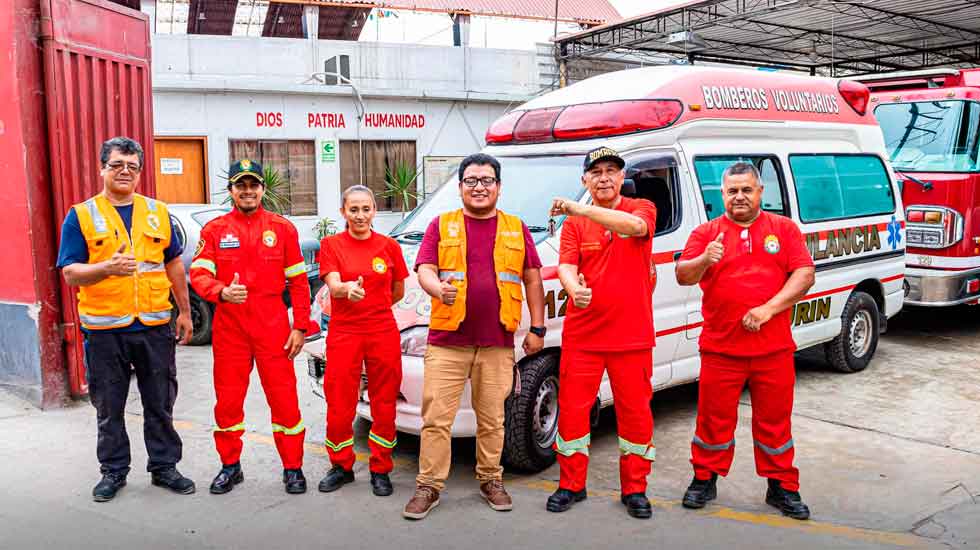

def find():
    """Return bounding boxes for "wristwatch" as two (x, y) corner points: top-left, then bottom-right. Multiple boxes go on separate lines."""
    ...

(529, 325), (547, 337)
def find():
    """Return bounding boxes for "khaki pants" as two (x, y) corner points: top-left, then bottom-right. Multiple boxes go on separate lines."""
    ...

(416, 345), (514, 491)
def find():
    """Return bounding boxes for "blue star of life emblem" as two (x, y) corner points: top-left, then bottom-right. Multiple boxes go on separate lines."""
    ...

(887, 216), (902, 250)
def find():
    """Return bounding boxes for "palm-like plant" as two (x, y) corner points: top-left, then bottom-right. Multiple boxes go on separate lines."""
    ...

(221, 165), (291, 214)
(382, 162), (420, 214)
(313, 216), (339, 240)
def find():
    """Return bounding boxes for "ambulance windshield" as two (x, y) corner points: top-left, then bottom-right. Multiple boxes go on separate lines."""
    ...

(390, 155), (585, 243)
(876, 100), (980, 172)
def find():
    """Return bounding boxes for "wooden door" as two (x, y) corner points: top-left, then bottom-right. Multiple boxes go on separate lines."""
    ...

(153, 137), (207, 204)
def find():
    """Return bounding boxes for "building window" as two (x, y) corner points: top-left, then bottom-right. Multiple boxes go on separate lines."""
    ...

(340, 140), (418, 212)
(229, 140), (317, 215)
(789, 154), (895, 223)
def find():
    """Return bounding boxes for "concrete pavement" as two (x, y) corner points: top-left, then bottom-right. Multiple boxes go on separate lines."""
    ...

(2, 305), (979, 549)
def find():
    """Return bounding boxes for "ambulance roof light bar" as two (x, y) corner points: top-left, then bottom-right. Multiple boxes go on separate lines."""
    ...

(838, 79), (870, 116)
(848, 68), (959, 84)
(485, 99), (684, 145)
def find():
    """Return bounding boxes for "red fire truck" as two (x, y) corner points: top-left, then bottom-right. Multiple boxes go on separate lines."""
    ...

(859, 69), (980, 306)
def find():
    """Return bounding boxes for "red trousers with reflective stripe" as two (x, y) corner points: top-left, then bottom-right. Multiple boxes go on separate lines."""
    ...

(556, 349), (654, 495)
(324, 328), (401, 474)
(691, 351), (799, 491)
(212, 303), (304, 470)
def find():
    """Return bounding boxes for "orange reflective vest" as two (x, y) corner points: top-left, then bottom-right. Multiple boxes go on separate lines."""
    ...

(429, 209), (525, 332)
(73, 193), (173, 330)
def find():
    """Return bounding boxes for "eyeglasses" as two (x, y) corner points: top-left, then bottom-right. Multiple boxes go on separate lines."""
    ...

(106, 161), (141, 173)
(232, 181), (263, 191)
(740, 228), (752, 254)
(461, 176), (498, 188)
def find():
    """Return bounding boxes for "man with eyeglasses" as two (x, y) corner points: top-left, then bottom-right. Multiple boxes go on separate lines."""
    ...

(546, 147), (658, 519)
(403, 153), (545, 520)
(675, 161), (815, 520)
(57, 136), (195, 502)
(190, 159), (311, 495)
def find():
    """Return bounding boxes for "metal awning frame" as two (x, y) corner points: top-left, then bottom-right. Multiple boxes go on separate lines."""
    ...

(555, 0), (980, 77)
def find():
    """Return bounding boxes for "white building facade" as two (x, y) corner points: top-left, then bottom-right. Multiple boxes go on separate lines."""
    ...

(151, 34), (541, 229)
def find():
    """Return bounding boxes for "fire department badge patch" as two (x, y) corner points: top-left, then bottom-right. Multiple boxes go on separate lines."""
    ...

(241, 159), (252, 170)
(372, 257), (387, 274)
(764, 234), (780, 254)
(146, 213), (160, 231)
(262, 230), (277, 247)
(194, 237), (205, 257)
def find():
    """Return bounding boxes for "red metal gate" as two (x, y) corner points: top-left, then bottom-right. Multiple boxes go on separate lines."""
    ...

(40, 0), (156, 396)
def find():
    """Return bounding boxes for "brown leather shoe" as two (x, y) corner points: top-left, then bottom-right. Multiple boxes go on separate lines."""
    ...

(480, 480), (513, 511)
(403, 485), (440, 520)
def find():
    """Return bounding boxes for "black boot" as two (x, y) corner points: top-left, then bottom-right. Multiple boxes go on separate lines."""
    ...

(546, 488), (587, 513)
(370, 473), (393, 497)
(151, 467), (196, 495)
(621, 493), (653, 519)
(682, 473), (718, 509)
(209, 463), (244, 495)
(765, 479), (811, 520)
(92, 472), (127, 502)
(318, 465), (354, 493)
(283, 469), (307, 494)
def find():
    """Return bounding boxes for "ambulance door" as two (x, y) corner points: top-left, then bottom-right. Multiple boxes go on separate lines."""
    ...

(675, 141), (794, 382)
(622, 150), (691, 389)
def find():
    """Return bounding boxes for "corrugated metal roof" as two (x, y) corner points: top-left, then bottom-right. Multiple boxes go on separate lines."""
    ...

(311, 0), (622, 25)
(555, 0), (980, 76)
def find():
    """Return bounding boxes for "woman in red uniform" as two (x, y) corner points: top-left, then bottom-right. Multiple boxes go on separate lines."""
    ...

(318, 185), (408, 497)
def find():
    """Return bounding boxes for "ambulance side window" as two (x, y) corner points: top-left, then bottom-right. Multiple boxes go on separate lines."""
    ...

(623, 153), (681, 235)
(789, 154), (895, 223)
(693, 155), (789, 220)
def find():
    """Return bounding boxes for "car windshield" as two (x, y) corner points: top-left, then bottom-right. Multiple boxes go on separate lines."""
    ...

(390, 155), (585, 242)
(190, 208), (229, 227)
(875, 100), (980, 172)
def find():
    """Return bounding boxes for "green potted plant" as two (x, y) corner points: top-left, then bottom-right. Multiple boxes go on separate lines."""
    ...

(382, 161), (420, 216)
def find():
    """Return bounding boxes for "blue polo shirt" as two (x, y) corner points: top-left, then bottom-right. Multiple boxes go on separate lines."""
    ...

(57, 204), (183, 333)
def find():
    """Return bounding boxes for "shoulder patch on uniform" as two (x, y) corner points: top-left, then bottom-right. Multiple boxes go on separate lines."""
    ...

(194, 237), (206, 257)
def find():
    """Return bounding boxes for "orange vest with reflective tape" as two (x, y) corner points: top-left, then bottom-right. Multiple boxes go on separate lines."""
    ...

(429, 209), (526, 332)
(73, 193), (173, 330)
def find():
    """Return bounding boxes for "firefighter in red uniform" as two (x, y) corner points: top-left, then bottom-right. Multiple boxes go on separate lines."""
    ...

(676, 161), (815, 520)
(547, 147), (658, 520)
(190, 159), (311, 495)
(317, 185), (408, 497)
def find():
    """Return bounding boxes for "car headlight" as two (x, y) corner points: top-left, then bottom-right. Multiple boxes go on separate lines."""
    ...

(400, 326), (428, 357)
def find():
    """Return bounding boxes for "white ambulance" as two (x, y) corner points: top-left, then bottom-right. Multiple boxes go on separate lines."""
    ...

(304, 66), (906, 472)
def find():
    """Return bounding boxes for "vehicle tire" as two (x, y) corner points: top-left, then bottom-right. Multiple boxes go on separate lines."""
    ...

(824, 291), (879, 373)
(187, 293), (213, 346)
(503, 353), (560, 473)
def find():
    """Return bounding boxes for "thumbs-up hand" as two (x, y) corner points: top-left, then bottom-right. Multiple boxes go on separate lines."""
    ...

(346, 275), (366, 302)
(704, 233), (725, 265)
(105, 241), (137, 276)
(221, 272), (248, 304)
(572, 272), (592, 309)
(439, 274), (458, 306)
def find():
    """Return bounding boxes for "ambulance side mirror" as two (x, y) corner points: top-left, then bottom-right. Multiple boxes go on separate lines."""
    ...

(622, 178), (637, 197)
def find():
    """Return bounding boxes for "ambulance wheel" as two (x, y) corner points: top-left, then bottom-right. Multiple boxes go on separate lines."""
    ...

(503, 353), (559, 473)
(825, 291), (879, 373)
(187, 293), (212, 346)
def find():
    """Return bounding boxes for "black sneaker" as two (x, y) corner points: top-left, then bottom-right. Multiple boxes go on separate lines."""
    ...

(546, 488), (587, 513)
(765, 479), (811, 520)
(209, 463), (244, 495)
(682, 473), (718, 509)
(92, 472), (127, 502)
(151, 467), (196, 495)
(370, 472), (393, 497)
(621, 493), (653, 519)
(318, 465), (354, 493)
(283, 469), (307, 494)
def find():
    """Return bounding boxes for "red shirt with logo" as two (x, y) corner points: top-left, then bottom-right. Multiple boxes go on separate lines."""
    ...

(680, 211), (814, 357)
(559, 197), (658, 352)
(320, 231), (409, 334)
